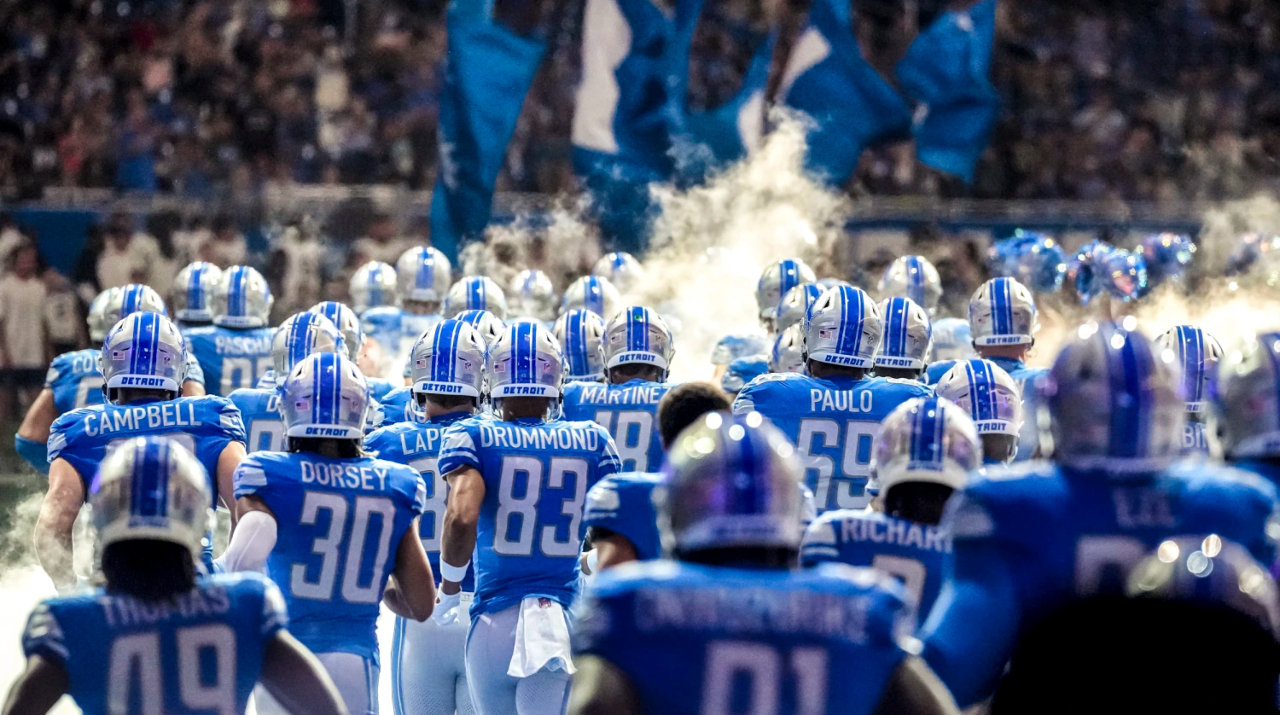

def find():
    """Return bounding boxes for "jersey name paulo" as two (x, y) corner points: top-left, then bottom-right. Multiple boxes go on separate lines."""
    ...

(233, 451), (425, 661)
(802, 510), (950, 625)
(185, 325), (274, 396)
(365, 412), (476, 592)
(734, 373), (932, 512)
(22, 572), (286, 715)
(46, 348), (205, 415)
(562, 379), (673, 473)
(228, 387), (285, 453)
(575, 562), (913, 715)
(922, 461), (1280, 706)
(438, 416), (621, 616)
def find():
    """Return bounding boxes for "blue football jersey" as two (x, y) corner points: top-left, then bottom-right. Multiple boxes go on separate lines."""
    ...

(377, 386), (425, 428)
(711, 332), (770, 366)
(362, 308), (445, 374)
(920, 461), (1280, 707)
(721, 354), (770, 394)
(368, 377), (397, 403)
(255, 369), (277, 390)
(21, 572), (286, 715)
(802, 509), (951, 626)
(575, 562), (914, 715)
(228, 387), (285, 453)
(365, 412), (477, 592)
(583, 473), (662, 561)
(232, 451), (426, 661)
(45, 349), (205, 415)
(184, 325), (274, 397)
(928, 356), (1046, 462)
(562, 380), (673, 473)
(734, 373), (932, 512)
(437, 416), (621, 616)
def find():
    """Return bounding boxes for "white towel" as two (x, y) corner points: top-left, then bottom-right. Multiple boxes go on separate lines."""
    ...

(508, 596), (577, 678)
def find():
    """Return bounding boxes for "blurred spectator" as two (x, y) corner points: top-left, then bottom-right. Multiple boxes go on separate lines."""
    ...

(0, 242), (51, 414)
(0, 214), (28, 275)
(197, 215), (249, 269)
(268, 217), (324, 317)
(350, 213), (414, 266)
(96, 212), (169, 290)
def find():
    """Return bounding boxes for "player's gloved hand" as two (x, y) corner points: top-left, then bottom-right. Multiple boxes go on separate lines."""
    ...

(434, 590), (462, 626)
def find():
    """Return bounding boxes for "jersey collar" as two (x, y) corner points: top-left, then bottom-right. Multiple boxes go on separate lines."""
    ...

(986, 356), (1027, 373)
(427, 410), (472, 426)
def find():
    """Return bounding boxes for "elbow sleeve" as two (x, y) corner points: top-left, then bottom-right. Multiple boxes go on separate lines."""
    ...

(15, 435), (49, 476)
(220, 510), (278, 573)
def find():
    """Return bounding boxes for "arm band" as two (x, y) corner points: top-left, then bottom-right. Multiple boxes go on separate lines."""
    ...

(439, 559), (470, 583)
(220, 510), (278, 573)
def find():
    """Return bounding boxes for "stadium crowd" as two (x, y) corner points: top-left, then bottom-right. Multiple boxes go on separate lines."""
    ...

(0, 0), (1277, 202)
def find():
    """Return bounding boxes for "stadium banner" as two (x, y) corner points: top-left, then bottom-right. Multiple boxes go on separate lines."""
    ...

(430, 0), (546, 264)
(897, 0), (1000, 182)
(777, 0), (913, 187)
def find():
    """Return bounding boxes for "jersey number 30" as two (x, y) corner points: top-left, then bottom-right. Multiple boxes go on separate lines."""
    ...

(291, 492), (397, 604)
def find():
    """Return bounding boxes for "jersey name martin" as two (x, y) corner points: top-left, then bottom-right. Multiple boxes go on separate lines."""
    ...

(81, 402), (201, 437)
(575, 383), (666, 405)
(477, 423), (603, 451)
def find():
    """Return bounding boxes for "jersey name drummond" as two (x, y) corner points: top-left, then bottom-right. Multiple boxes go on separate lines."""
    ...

(810, 389), (874, 413)
(83, 402), (200, 437)
(478, 423), (601, 451)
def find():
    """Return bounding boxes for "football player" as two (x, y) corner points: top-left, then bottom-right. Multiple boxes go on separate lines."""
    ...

(767, 326), (805, 375)
(362, 247), (453, 379)
(437, 323), (620, 715)
(508, 268), (559, 326)
(711, 259), (815, 381)
(919, 320), (1280, 709)
(555, 308), (607, 384)
(874, 297), (932, 381)
(720, 354), (769, 395)
(562, 306), (676, 473)
(8, 436), (348, 715)
(933, 359), (1024, 465)
(1158, 325), (1223, 458)
(311, 300), (397, 403)
(444, 275), (508, 320)
(228, 312), (344, 453)
(365, 320), (489, 715)
(927, 277), (1046, 461)
(569, 412), (961, 715)
(802, 397), (982, 626)
(169, 261), (223, 331)
(734, 285), (932, 513)
(38, 312), (247, 589)
(224, 352), (436, 715)
(185, 266), (276, 395)
(561, 274), (621, 321)
(16, 285), (206, 474)
(1216, 331), (1280, 489)
(878, 255), (942, 316)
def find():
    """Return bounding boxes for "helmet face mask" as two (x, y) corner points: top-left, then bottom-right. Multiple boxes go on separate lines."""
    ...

(213, 266), (274, 329)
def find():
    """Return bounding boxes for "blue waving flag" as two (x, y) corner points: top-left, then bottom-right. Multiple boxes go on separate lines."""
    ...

(430, 0), (546, 264)
(778, 0), (912, 187)
(572, 0), (678, 254)
(665, 0), (775, 183)
(897, 0), (999, 182)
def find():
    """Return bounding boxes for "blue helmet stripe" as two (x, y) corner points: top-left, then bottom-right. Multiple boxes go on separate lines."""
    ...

(133, 438), (170, 519)
(906, 257), (924, 306)
(1106, 327), (1153, 458)
(433, 321), (460, 383)
(229, 267), (247, 317)
(586, 278), (603, 316)
(731, 421), (765, 514)
(368, 267), (383, 309)
(287, 315), (311, 373)
(187, 267), (204, 313)
(1177, 326), (1203, 403)
(627, 308), (648, 353)
(123, 285), (142, 316)
(515, 323), (535, 385)
(989, 279), (1007, 336)
(847, 288), (865, 358)
(566, 313), (584, 376)
(417, 251), (435, 291)
(469, 279), (484, 311)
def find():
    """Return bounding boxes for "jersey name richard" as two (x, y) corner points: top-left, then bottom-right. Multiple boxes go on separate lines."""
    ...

(82, 402), (201, 436)
(841, 517), (952, 553)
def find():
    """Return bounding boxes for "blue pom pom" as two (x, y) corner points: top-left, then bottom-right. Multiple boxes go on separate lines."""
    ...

(988, 231), (1068, 293)
(1139, 233), (1195, 287)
